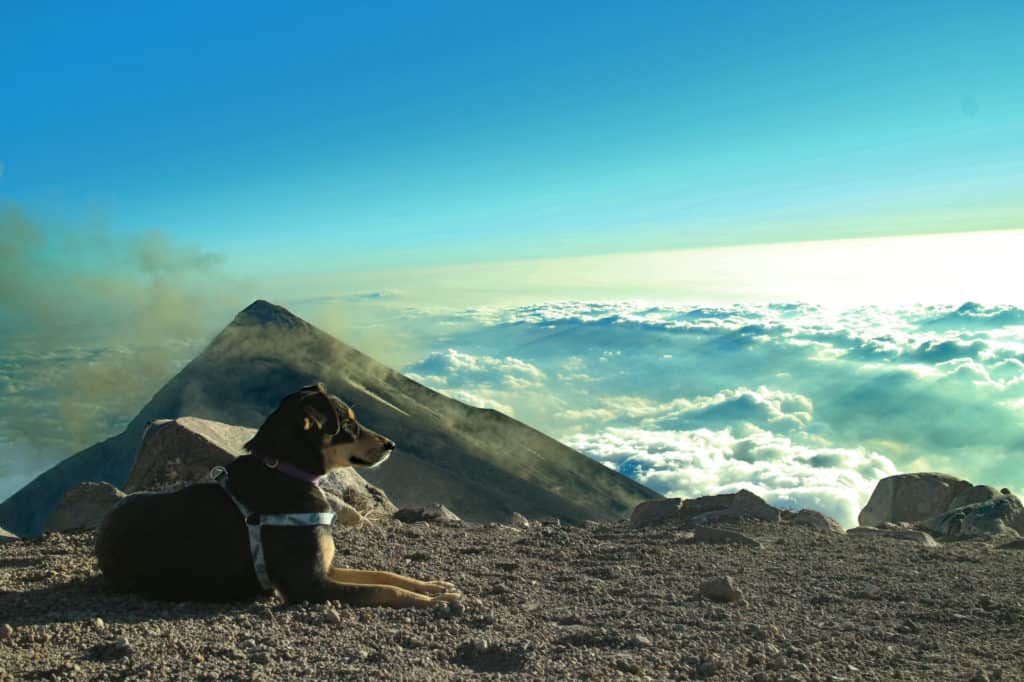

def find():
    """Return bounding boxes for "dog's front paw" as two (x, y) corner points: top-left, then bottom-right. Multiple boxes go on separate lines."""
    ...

(419, 579), (458, 595)
(430, 591), (462, 604)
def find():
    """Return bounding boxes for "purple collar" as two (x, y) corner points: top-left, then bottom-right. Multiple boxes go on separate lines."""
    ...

(263, 457), (326, 486)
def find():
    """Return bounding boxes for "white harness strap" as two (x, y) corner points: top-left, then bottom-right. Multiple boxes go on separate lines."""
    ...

(210, 466), (335, 591)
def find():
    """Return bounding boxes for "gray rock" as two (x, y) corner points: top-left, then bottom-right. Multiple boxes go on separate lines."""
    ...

(626, 497), (684, 528)
(394, 504), (462, 525)
(684, 489), (781, 525)
(0, 526), (17, 543)
(322, 491), (365, 528)
(847, 526), (938, 546)
(630, 498), (682, 528)
(631, 490), (781, 528)
(126, 416), (395, 521)
(858, 473), (972, 527)
(948, 485), (1000, 511)
(700, 576), (743, 603)
(792, 509), (845, 534)
(998, 539), (1024, 550)
(509, 512), (530, 529)
(917, 494), (1024, 540)
(44, 482), (126, 532)
(692, 525), (762, 547)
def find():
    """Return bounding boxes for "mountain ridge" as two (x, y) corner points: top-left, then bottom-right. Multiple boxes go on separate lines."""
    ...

(0, 300), (658, 536)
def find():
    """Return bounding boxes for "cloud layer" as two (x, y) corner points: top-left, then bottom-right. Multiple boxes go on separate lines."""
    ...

(399, 300), (1024, 527)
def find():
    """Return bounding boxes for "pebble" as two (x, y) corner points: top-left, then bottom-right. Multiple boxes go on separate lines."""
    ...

(93, 617), (106, 630)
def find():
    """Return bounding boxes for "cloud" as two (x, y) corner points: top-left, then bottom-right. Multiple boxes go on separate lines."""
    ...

(401, 299), (1024, 524)
(405, 348), (546, 390)
(0, 205), (244, 498)
(564, 426), (896, 528)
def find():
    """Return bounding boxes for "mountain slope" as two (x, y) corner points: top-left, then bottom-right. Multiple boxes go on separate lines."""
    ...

(0, 300), (658, 536)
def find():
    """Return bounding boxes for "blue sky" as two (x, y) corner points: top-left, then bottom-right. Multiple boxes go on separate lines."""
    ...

(2, 2), (1022, 273)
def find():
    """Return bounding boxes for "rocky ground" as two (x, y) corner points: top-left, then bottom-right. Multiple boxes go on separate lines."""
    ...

(1, 519), (1023, 681)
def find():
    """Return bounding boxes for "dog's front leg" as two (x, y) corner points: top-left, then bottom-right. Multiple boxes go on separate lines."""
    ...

(329, 567), (458, 596)
(279, 576), (460, 608)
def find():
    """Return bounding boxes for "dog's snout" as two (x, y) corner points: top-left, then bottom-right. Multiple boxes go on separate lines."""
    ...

(381, 437), (396, 451)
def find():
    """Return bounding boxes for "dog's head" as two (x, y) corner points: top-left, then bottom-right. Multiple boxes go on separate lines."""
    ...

(244, 383), (396, 475)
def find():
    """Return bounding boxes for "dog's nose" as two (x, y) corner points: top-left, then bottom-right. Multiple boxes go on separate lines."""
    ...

(382, 438), (396, 451)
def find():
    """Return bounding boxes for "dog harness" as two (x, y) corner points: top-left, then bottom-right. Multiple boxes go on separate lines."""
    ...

(210, 466), (335, 591)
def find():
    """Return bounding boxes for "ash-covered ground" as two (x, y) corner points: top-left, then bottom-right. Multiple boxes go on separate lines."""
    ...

(1, 519), (1022, 681)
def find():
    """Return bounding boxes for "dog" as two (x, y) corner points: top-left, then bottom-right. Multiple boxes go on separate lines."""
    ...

(96, 383), (460, 607)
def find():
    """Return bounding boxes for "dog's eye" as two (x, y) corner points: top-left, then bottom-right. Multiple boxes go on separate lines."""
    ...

(341, 420), (361, 438)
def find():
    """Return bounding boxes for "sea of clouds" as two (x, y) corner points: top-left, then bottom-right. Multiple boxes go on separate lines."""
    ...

(402, 301), (1024, 528)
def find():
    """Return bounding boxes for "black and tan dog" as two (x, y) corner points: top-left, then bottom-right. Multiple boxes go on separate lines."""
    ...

(96, 383), (460, 607)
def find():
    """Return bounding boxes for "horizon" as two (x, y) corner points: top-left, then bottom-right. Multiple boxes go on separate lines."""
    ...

(2, 4), (1023, 527)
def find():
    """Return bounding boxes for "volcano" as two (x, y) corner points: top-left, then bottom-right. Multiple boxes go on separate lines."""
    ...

(0, 300), (657, 536)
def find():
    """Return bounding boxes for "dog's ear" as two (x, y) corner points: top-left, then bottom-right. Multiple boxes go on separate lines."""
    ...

(300, 388), (341, 436)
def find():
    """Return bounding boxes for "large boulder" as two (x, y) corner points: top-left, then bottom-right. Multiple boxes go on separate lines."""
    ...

(126, 416), (396, 524)
(45, 481), (126, 532)
(917, 494), (1024, 541)
(629, 490), (780, 528)
(858, 473), (972, 527)
(681, 489), (781, 525)
(948, 485), (1000, 511)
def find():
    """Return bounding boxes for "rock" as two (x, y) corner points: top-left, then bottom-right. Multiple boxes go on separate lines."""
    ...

(917, 494), (1024, 540)
(322, 491), (364, 527)
(630, 498), (683, 528)
(630, 491), (781, 528)
(683, 489), (781, 525)
(93, 618), (105, 630)
(997, 539), (1024, 550)
(0, 526), (17, 543)
(792, 509), (845, 534)
(847, 526), (938, 546)
(126, 416), (396, 520)
(1, 624), (13, 640)
(692, 525), (762, 547)
(509, 512), (530, 529)
(858, 473), (972, 527)
(700, 576), (743, 603)
(394, 504), (462, 525)
(44, 482), (126, 532)
(948, 485), (1000, 511)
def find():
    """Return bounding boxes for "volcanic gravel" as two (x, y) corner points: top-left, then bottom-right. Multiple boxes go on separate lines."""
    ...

(1, 519), (1023, 681)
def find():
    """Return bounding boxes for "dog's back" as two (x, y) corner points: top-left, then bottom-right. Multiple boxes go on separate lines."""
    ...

(96, 483), (261, 601)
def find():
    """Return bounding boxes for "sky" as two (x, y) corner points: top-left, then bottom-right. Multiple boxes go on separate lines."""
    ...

(2, 3), (1023, 522)
(2, 2), (1023, 273)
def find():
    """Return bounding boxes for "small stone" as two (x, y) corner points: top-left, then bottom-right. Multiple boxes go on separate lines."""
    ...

(697, 657), (721, 677)
(93, 617), (106, 630)
(509, 512), (530, 528)
(860, 583), (882, 598)
(325, 609), (342, 625)
(970, 671), (990, 682)
(1, 624), (13, 640)
(630, 634), (653, 647)
(699, 576), (743, 603)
